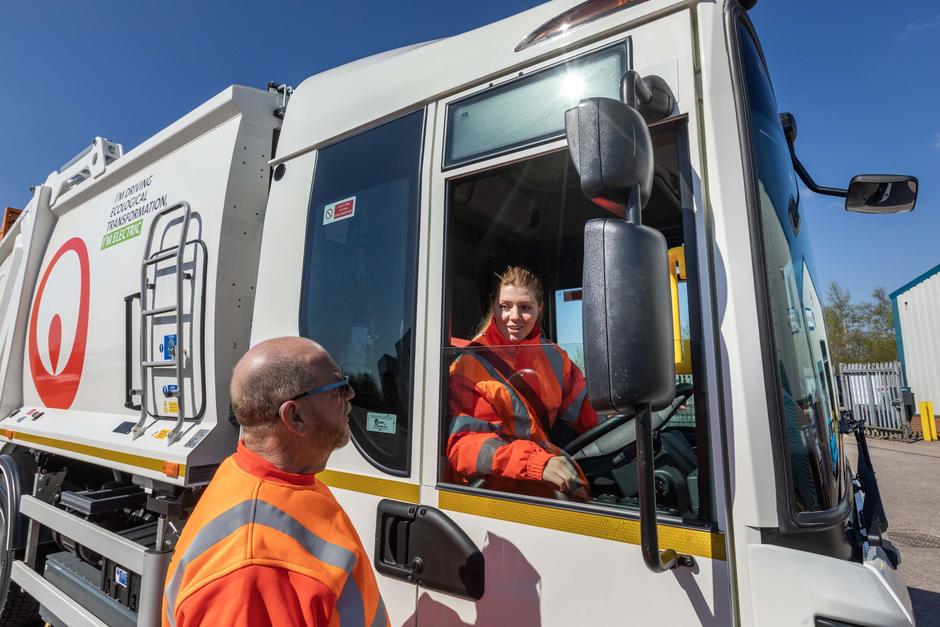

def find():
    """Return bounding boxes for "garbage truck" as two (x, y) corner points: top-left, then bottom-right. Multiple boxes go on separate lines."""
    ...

(0, 1), (919, 625)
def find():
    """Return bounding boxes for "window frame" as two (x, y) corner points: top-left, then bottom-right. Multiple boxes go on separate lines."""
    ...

(434, 107), (717, 529)
(727, 5), (854, 555)
(442, 39), (630, 171)
(298, 107), (428, 477)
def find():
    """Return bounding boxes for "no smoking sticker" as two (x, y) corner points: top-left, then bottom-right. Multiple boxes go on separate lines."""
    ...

(323, 196), (356, 225)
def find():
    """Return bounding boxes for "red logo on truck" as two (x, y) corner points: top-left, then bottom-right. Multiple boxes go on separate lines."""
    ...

(28, 238), (90, 409)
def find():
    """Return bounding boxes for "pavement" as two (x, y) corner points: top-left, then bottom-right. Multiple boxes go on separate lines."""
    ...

(846, 437), (940, 626)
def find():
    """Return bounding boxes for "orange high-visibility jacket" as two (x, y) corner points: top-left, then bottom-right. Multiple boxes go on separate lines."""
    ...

(447, 320), (598, 498)
(162, 441), (389, 627)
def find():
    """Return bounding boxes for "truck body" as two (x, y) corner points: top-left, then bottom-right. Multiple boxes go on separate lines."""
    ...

(0, 1), (915, 626)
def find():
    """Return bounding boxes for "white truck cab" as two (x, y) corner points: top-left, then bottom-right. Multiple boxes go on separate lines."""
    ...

(0, 1), (918, 626)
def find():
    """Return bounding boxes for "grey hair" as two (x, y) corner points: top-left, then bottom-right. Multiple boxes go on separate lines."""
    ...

(230, 355), (318, 429)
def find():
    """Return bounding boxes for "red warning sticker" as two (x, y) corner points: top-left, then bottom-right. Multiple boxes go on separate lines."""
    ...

(323, 196), (356, 225)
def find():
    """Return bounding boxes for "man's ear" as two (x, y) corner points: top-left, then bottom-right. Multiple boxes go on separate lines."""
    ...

(278, 401), (307, 436)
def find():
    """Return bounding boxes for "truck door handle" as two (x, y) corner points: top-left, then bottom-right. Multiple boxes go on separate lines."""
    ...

(374, 499), (484, 600)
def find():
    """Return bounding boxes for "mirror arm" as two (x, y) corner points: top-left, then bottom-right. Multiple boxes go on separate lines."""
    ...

(636, 403), (696, 573)
(788, 147), (846, 198)
(780, 112), (846, 198)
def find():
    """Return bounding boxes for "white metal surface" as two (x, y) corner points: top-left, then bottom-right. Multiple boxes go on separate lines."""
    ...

(10, 561), (107, 627)
(0, 86), (281, 485)
(893, 265), (940, 413)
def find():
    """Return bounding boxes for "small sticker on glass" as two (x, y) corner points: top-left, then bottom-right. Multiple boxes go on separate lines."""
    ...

(323, 196), (356, 225)
(366, 412), (396, 434)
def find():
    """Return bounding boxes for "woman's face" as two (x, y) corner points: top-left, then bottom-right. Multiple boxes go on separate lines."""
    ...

(494, 284), (540, 342)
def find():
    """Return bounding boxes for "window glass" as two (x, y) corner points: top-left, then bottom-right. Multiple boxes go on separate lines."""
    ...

(440, 130), (710, 521)
(300, 110), (424, 476)
(738, 23), (841, 512)
(445, 45), (626, 167)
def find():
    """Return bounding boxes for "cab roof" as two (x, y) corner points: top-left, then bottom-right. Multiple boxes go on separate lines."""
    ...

(275, 0), (696, 161)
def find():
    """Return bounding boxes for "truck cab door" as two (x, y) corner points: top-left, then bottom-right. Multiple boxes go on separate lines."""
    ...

(413, 32), (733, 625)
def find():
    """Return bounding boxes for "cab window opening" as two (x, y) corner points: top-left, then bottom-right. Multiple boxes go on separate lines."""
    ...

(439, 122), (713, 523)
(299, 110), (425, 476)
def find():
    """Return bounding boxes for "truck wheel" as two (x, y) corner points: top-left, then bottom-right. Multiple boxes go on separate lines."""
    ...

(0, 482), (38, 626)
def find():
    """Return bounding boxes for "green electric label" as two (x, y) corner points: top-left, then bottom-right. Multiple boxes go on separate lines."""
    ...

(101, 219), (143, 250)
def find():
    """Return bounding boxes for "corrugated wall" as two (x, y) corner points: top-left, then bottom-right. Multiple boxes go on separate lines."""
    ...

(893, 266), (940, 415)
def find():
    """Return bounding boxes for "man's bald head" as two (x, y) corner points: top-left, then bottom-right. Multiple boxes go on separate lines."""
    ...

(230, 337), (334, 430)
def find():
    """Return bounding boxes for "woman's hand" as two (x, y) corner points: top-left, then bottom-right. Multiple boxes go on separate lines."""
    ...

(542, 456), (579, 493)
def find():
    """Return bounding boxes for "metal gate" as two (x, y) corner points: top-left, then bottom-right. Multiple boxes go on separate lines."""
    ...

(838, 362), (909, 438)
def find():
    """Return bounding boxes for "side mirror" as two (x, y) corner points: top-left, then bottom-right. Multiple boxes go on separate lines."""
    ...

(565, 97), (675, 412)
(581, 219), (676, 414)
(845, 175), (917, 214)
(565, 97), (653, 216)
(567, 96), (686, 574)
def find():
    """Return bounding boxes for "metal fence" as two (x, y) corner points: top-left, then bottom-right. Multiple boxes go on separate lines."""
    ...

(838, 361), (909, 438)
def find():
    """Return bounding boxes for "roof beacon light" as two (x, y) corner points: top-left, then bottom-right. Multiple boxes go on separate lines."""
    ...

(516, 0), (649, 52)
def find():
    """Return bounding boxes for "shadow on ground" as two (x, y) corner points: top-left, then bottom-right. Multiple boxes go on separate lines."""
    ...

(910, 587), (940, 626)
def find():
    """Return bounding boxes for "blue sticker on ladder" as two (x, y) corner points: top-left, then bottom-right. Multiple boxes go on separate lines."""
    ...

(160, 334), (177, 360)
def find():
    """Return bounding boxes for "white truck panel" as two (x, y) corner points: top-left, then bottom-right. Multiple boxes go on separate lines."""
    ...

(1, 86), (281, 485)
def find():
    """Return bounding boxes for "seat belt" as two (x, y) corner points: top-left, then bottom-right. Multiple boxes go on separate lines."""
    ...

(467, 342), (552, 437)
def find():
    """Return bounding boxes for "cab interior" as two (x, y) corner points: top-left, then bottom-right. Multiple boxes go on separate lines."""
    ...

(442, 121), (710, 521)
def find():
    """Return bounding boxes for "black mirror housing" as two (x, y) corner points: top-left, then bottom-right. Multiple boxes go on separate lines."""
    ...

(845, 175), (917, 214)
(582, 219), (676, 414)
(565, 97), (654, 214)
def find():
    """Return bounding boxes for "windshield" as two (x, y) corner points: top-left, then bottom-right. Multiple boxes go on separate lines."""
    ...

(738, 22), (842, 513)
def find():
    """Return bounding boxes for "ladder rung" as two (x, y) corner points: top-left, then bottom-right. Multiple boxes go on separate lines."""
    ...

(142, 360), (177, 368)
(142, 305), (177, 316)
(144, 248), (180, 266)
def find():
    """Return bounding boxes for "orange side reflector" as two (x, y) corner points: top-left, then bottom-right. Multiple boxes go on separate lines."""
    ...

(162, 461), (180, 478)
(3, 430), (14, 440)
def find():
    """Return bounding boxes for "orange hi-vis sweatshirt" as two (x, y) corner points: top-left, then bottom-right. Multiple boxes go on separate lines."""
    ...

(447, 320), (599, 498)
(162, 441), (389, 627)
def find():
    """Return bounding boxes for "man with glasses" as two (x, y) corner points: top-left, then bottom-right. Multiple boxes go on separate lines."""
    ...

(162, 337), (389, 627)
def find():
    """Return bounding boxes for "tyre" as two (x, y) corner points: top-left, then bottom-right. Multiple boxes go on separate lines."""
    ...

(0, 477), (39, 626)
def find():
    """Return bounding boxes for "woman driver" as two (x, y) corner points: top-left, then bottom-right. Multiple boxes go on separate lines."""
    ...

(447, 266), (600, 500)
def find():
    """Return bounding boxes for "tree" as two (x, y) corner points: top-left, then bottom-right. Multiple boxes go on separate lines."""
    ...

(823, 281), (898, 366)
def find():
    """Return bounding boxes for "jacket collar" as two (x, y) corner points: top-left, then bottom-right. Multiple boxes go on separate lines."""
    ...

(234, 440), (319, 486)
(480, 317), (542, 347)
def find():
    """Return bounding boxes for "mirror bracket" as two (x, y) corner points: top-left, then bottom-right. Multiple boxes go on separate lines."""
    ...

(622, 71), (676, 123)
(779, 112), (847, 198)
(636, 403), (697, 572)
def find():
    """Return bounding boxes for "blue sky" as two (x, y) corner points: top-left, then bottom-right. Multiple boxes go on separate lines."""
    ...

(1, 1), (937, 303)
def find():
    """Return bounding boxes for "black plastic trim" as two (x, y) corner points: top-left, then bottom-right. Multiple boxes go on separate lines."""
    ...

(123, 292), (141, 411)
(375, 499), (484, 600)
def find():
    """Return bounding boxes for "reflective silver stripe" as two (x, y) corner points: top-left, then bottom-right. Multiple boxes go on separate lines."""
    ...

(164, 500), (256, 627)
(539, 338), (565, 392)
(336, 571), (365, 626)
(252, 501), (357, 572)
(476, 437), (508, 475)
(371, 595), (388, 627)
(463, 351), (530, 439)
(450, 414), (499, 435)
(558, 386), (587, 426)
(165, 498), (359, 627)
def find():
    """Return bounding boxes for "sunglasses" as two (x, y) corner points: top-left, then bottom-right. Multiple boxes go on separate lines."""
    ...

(289, 374), (352, 401)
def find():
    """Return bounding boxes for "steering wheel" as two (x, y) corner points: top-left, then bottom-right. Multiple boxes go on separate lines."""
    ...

(564, 383), (694, 461)
(465, 384), (693, 488)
